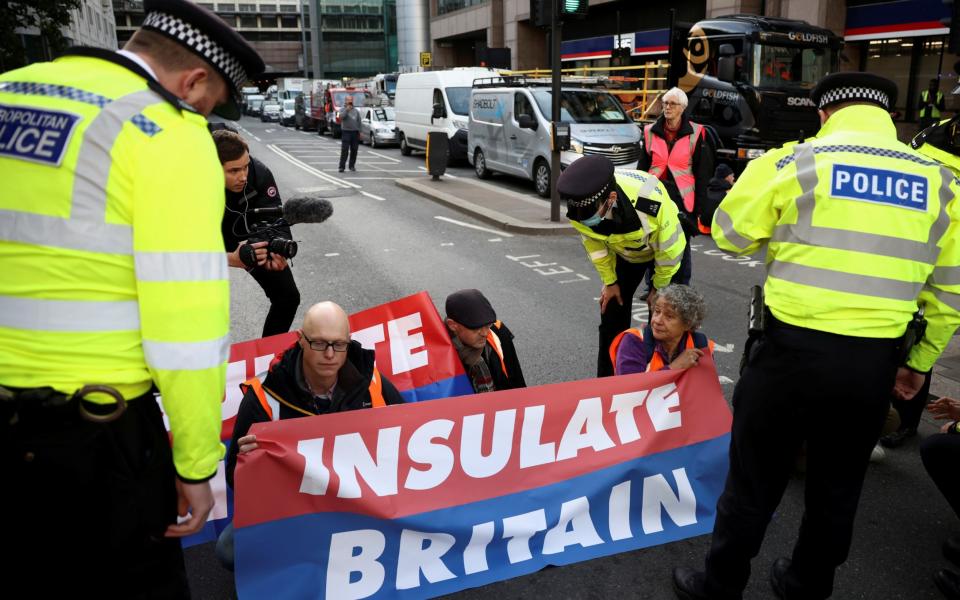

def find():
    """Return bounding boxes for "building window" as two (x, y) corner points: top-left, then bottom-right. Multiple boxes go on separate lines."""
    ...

(280, 15), (298, 28)
(198, 2), (214, 9)
(238, 3), (256, 12)
(219, 14), (236, 26)
(239, 15), (258, 27)
(437, 0), (485, 16)
(280, 4), (297, 12)
(260, 4), (279, 12)
(217, 3), (237, 10)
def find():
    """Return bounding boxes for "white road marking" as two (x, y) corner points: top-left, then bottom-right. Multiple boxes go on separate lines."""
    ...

(366, 150), (401, 163)
(441, 242), (455, 246)
(434, 216), (514, 237)
(361, 191), (385, 202)
(719, 376), (735, 384)
(488, 238), (503, 242)
(418, 166), (458, 178)
(324, 252), (340, 257)
(713, 343), (735, 353)
(267, 144), (360, 189)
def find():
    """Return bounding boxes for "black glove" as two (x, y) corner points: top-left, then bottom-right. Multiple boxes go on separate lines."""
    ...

(678, 212), (699, 237)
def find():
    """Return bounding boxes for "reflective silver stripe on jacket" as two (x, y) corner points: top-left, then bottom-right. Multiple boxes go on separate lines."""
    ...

(142, 335), (230, 371)
(0, 295), (140, 331)
(931, 266), (960, 286)
(773, 143), (951, 265)
(767, 261), (922, 301)
(0, 88), (166, 255)
(135, 251), (229, 282)
(714, 208), (754, 251)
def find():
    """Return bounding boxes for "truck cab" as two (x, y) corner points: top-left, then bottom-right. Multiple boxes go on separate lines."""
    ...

(672, 15), (842, 167)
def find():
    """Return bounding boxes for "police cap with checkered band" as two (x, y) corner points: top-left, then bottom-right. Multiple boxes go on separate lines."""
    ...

(557, 155), (616, 221)
(810, 71), (897, 112)
(142, 0), (264, 119)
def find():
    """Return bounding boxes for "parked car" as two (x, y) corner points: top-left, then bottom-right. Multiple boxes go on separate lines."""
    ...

(468, 78), (641, 197)
(260, 102), (281, 122)
(280, 99), (296, 126)
(394, 67), (496, 160)
(359, 106), (397, 147)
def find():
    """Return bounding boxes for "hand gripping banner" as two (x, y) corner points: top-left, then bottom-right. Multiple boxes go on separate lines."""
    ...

(233, 358), (732, 598)
(175, 291), (472, 547)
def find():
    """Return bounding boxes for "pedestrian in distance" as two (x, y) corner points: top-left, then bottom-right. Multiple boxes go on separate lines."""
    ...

(213, 129), (302, 337)
(638, 86), (714, 298)
(216, 301), (404, 570)
(445, 289), (526, 393)
(701, 162), (735, 233)
(0, 0), (264, 597)
(339, 95), (361, 172)
(609, 284), (714, 376)
(557, 155), (687, 378)
(919, 78), (946, 133)
(672, 72), (960, 600)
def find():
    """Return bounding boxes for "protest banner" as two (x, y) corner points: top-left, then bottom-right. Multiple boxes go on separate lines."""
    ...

(233, 357), (732, 598)
(175, 291), (471, 547)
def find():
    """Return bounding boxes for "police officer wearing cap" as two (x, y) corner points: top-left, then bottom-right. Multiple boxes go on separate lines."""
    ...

(673, 73), (960, 600)
(558, 155), (687, 377)
(0, 0), (263, 596)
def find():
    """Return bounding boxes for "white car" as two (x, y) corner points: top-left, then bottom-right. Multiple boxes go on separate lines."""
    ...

(280, 99), (296, 126)
(359, 106), (397, 148)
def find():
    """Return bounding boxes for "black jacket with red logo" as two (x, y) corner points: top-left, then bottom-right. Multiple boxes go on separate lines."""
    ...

(221, 156), (292, 252)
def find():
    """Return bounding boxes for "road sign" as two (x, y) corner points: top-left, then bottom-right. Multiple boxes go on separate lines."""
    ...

(420, 52), (432, 68)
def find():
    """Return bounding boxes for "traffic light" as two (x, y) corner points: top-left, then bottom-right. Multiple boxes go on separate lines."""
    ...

(530, 0), (552, 28)
(559, 0), (589, 20)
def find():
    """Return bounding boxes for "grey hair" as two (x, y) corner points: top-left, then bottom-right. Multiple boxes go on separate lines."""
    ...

(662, 87), (688, 108)
(656, 284), (706, 330)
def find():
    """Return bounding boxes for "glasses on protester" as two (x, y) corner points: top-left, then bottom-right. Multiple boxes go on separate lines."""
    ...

(301, 330), (349, 352)
(662, 101), (683, 107)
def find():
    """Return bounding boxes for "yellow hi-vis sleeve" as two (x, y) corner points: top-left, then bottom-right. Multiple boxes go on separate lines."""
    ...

(130, 112), (228, 482)
(711, 151), (784, 256)
(579, 234), (618, 285)
(910, 177), (960, 372)
(650, 196), (685, 289)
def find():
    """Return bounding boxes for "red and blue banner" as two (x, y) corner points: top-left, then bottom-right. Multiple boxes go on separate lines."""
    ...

(561, 29), (669, 61)
(172, 291), (471, 547)
(845, 0), (950, 41)
(232, 358), (732, 598)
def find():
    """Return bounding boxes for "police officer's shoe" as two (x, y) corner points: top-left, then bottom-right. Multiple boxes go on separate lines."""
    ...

(672, 567), (710, 600)
(944, 534), (960, 568)
(879, 427), (917, 448)
(770, 557), (790, 599)
(934, 569), (960, 600)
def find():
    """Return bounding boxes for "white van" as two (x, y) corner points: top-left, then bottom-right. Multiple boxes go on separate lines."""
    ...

(467, 80), (642, 196)
(394, 67), (497, 161)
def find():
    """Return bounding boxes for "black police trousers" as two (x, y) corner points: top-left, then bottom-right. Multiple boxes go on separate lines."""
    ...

(249, 264), (301, 338)
(596, 255), (684, 377)
(703, 316), (898, 600)
(922, 432), (960, 520)
(2, 390), (189, 598)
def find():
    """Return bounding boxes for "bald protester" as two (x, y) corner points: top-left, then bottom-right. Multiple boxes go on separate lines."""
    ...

(218, 301), (404, 569)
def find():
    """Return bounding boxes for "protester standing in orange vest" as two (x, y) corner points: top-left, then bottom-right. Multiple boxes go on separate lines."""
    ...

(217, 301), (404, 570)
(638, 87), (714, 297)
(610, 285), (713, 375)
(445, 289), (527, 393)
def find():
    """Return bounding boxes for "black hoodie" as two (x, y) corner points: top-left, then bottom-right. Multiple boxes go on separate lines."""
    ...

(226, 340), (404, 487)
(703, 175), (733, 229)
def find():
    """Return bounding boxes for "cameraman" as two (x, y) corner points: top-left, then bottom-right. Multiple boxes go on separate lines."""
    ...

(212, 129), (301, 337)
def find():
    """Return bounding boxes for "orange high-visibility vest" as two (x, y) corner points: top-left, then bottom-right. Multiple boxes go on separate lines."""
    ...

(609, 327), (714, 375)
(241, 370), (386, 420)
(644, 121), (704, 213)
(485, 320), (509, 377)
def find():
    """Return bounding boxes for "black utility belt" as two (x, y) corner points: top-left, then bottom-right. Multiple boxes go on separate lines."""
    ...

(0, 384), (128, 424)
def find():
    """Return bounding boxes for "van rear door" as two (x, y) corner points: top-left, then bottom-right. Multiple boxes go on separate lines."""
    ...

(507, 91), (541, 179)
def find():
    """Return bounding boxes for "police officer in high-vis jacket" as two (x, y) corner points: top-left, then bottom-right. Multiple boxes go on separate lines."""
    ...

(0, 0), (263, 596)
(558, 155), (686, 377)
(673, 73), (960, 600)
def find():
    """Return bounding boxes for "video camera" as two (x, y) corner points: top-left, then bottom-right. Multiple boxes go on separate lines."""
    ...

(237, 196), (334, 269)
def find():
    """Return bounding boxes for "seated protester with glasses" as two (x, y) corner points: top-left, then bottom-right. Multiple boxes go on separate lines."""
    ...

(213, 128), (301, 337)
(216, 301), (404, 570)
(610, 284), (713, 375)
(445, 289), (526, 393)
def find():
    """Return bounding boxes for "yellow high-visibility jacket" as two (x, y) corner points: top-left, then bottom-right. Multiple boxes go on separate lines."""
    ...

(712, 104), (960, 373)
(0, 49), (229, 481)
(571, 170), (686, 289)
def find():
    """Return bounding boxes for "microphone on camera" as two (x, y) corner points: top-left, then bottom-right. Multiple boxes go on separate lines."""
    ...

(249, 196), (334, 224)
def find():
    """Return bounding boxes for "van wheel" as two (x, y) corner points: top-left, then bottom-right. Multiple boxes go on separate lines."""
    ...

(474, 148), (491, 179)
(400, 134), (412, 156)
(534, 159), (551, 197)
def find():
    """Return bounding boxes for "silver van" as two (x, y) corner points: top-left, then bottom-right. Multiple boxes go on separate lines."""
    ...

(468, 80), (642, 197)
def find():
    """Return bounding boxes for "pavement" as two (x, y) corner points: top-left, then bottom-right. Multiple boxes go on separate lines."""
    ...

(397, 171), (960, 400)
